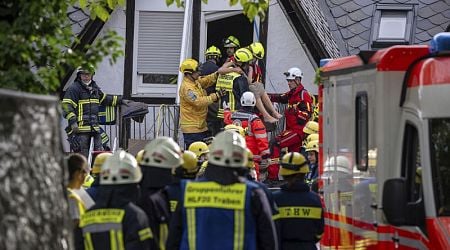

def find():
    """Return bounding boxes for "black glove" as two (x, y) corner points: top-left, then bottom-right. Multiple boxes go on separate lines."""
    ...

(122, 99), (133, 106)
(67, 134), (81, 153)
(71, 123), (80, 134)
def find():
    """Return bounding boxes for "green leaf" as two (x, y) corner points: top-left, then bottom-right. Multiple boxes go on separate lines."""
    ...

(166, 0), (175, 6)
(94, 5), (110, 21)
(246, 3), (258, 21)
(118, 0), (125, 6)
(79, 0), (87, 9)
(201, 0), (208, 4)
(230, 0), (238, 6)
(107, 0), (114, 9)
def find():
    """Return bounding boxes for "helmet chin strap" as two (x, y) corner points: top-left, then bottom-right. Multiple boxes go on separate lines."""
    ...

(82, 79), (92, 85)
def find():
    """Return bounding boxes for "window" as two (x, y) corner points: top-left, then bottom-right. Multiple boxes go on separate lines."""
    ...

(355, 92), (368, 171)
(401, 123), (421, 203)
(371, 5), (414, 48)
(429, 118), (450, 216)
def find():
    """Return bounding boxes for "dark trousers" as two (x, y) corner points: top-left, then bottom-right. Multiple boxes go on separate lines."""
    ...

(183, 131), (209, 150)
(76, 133), (102, 159)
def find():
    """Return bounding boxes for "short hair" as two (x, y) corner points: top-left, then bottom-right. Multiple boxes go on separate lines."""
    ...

(67, 153), (87, 181)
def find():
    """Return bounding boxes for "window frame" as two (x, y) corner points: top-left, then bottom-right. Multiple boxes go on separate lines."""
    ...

(355, 91), (368, 171)
(371, 4), (414, 48)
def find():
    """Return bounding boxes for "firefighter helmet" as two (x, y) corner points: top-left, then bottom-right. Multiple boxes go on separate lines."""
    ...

(248, 42), (265, 59)
(241, 91), (256, 107)
(181, 150), (199, 173)
(180, 59), (199, 74)
(100, 150), (142, 185)
(279, 152), (309, 176)
(303, 121), (319, 134)
(92, 152), (113, 174)
(188, 141), (209, 158)
(205, 45), (221, 57)
(234, 48), (254, 63)
(135, 150), (144, 165)
(224, 35), (240, 48)
(305, 140), (319, 153)
(224, 124), (245, 137)
(284, 67), (303, 80)
(323, 156), (351, 174)
(141, 137), (183, 169)
(306, 134), (319, 144)
(76, 64), (95, 75)
(208, 130), (247, 168)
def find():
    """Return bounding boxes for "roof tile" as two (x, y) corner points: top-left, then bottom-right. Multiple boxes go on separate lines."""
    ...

(416, 31), (432, 42)
(329, 0), (352, 6)
(340, 28), (355, 39)
(340, 1), (360, 13)
(359, 18), (372, 28)
(347, 35), (367, 48)
(428, 13), (449, 25)
(416, 18), (436, 31)
(360, 5), (374, 16)
(348, 9), (370, 22)
(430, 1), (450, 13)
(336, 15), (356, 27)
(442, 9), (450, 18)
(330, 6), (348, 18)
(418, 6), (438, 19)
(427, 25), (445, 36)
(353, 0), (372, 8)
(347, 22), (368, 35)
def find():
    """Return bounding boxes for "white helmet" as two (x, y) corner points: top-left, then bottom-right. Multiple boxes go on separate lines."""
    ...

(208, 130), (248, 168)
(141, 136), (183, 169)
(100, 150), (142, 185)
(323, 155), (351, 174)
(285, 67), (303, 80)
(241, 91), (256, 107)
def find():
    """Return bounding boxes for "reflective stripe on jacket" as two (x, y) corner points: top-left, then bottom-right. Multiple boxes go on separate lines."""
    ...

(179, 73), (218, 133)
(216, 72), (242, 118)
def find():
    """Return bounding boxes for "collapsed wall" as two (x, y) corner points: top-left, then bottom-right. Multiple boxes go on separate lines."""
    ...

(0, 89), (71, 249)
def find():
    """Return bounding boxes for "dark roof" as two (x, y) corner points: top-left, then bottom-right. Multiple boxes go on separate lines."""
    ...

(288, 0), (450, 57)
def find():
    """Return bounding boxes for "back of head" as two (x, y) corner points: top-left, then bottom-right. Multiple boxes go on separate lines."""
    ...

(67, 153), (87, 181)
(141, 136), (183, 169)
(135, 149), (144, 165)
(248, 42), (265, 59)
(306, 133), (319, 144)
(224, 124), (246, 137)
(279, 152), (309, 176)
(100, 150), (142, 185)
(180, 58), (199, 74)
(208, 130), (247, 168)
(181, 150), (198, 173)
(240, 91), (256, 107)
(303, 121), (319, 135)
(323, 155), (351, 177)
(234, 48), (254, 63)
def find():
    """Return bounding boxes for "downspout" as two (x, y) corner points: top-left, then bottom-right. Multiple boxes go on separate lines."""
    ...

(176, 0), (194, 104)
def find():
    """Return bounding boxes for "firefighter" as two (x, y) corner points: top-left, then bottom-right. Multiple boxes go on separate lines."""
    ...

(273, 152), (324, 250)
(136, 149), (144, 165)
(179, 58), (225, 149)
(301, 121), (319, 156)
(202, 46), (223, 136)
(137, 136), (183, 250)
(224, 91), (270, 181)
(305, 140), (319, 185)
(165, 150), (199, 216)
(78, 150), (153, 250)
(247, 42), (282, 123)
(166, 131), (278, 250)
(86, 152), (113, 201)
(67, 153), (90, 228)
(188, 141), (209, 178)
(223, 35), (240, 63)
(62, 65), (125, 158)
(216, 48), (252, 120)
(224, 123), (246, 137)
(268, 67), (313, 181)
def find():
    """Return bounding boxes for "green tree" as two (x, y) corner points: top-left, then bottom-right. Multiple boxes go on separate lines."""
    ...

(0, 0), (267, 94)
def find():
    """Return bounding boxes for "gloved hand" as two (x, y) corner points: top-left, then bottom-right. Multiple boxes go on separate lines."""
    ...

(122, 99), (133, 106)
(216, 89), (226, 98)
(222, 101), (230, 110)
(67, 134), (81, 153)
(70, 123), (80, 134)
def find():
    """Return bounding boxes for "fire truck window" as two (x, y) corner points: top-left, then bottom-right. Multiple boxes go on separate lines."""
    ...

(401, 123), (422, 203)
(429, 118), (450, 216)
(355, 92), (368, 171)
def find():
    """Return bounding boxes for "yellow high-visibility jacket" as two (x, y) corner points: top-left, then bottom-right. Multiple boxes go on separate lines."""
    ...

(179, 72), (218, 133)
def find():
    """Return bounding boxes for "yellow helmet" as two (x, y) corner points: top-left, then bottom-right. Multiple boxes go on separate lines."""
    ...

(92, 152), (113, 174)
(82, 174), (95, 188)
(180, 58), (199, 74)
(279, 152), (309, 176)
(305, 140), (319, 153)
(224, 124), (245, 137)
(135, 150), (144, 165)
(188, 141), (209, 158)
(181, 150), (199, 173)
(234, 48), (254, 63)
(303, 121), (319, 135)
(248, 42), (265, 59)
(205, 46), (221, 57)
(306, 134), (319, 144)
(224, 35), (240, 48)
(245, 148), (255, 169)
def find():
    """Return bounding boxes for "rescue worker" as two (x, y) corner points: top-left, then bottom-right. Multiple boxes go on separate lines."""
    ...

(247, 42), (282, 123)
(86, 152), (112, 201)
(78, 150), (153, 250)
(166, 131), (278, 250)
(301, 121), (319, 156)
(224, 91), (270, 180)
(165, 150), (199, 216)
(137, 136), (183, 250)
(268, 67), (313, 181)
(179, 58), (223, 149)
(224, 123), (246, 137)
(273, 152), (324, 250)
(305, 140), (319, 184)
(202, 46), (223, 136)
(216, 48), (252, 120)
(136, 149), (144, 165)
(188, 141), (209, 178)
(223, 35), (240, 63)
(62, 65), (125, 158)
(67, 153), (90, 228)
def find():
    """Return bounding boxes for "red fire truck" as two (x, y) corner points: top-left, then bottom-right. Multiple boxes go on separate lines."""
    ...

(318, 32), (450, 249)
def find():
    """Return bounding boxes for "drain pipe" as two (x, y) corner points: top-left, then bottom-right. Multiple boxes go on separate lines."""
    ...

(176, 0), (193, 104)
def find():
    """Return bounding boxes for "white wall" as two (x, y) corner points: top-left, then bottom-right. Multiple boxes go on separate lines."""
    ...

(265, 1), (317, 95)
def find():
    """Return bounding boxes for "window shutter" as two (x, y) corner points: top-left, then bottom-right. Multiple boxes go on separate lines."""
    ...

(137, 11), (184, 75)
